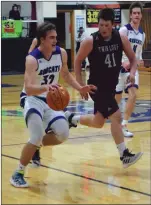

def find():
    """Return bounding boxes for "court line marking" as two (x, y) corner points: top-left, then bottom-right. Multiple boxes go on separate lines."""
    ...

(2, 154), (151, 197)
(2, 129), (151, 147)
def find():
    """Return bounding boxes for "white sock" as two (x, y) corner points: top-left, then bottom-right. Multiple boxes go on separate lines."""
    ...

(72, 115), (80, 125)
(117, 142), (126, 157)
(122, 120), (128, 126)
(17, 162), (25, 172)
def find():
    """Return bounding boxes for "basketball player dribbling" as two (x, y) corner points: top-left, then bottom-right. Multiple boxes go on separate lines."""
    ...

(115, 2), (145, 137)
(66, 8), (143, 168)
(10, 22), (96, 188)
(24, 33), (78, 167)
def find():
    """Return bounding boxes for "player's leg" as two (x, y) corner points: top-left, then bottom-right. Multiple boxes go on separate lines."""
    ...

(10, 97), (67, 188)
(106, 95), (143, 168)
(31, 110), (68, 169)
(42, 108), (69, 146)
(31, 145), (41, 168)
(65, 90), (106, 128)
(65, 112), (105, 128)
(31, 106), (75, 168)
(122, 71), (139, 137)
(115, 72), (125, 112)
(10, 96), (45, 187)
(115, 93), (122, 105)
(20, 92), (42, 168)
(108, 104), (143, 168)
(66, 93), (143, 168)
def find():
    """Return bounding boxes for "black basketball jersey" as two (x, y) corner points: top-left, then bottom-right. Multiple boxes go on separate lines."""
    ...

(88, 29), (123, 92)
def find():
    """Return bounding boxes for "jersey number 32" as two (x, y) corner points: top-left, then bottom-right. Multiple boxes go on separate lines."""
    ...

(41, 74), (55, 85)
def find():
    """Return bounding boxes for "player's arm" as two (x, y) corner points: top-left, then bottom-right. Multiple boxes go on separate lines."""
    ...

(120, 34), (137, 76)
(138, 32), (146, 67)
(60, 48), (82, 91)
(119, 26), (131, 70)
(60, 48), (97, 99)
(75, 36), (93, 85)
(28, 38), (38, 53)
(24, 55), (49, 96)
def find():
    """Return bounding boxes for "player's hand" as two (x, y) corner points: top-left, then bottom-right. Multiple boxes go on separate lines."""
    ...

(46, 84), (60, 92)
(79, 85), (97, 100)
(126, 74), (135, 85)
(122, 61), (130, 71)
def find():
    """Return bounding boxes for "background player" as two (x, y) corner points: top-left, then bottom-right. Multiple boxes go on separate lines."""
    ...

(115, 2), (145, 137)
(65, 8), (143, 169)
(28, 37), (38, 54)
(10, 22), (96, 188)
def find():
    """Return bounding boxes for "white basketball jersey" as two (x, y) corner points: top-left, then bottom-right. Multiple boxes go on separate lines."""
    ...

(21, 46), (62, 104)
(120, 24), (145, 62)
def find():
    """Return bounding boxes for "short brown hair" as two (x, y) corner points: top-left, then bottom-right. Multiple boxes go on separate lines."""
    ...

(98, 8), (115, 24)
(129, 2), (143, 14)
(36, 22), (56, 45)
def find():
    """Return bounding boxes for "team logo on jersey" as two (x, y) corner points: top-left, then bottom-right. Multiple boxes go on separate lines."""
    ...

(129, 38), (142, 45)
(38, 65), (61, 75)
(98, 44), (119, 52)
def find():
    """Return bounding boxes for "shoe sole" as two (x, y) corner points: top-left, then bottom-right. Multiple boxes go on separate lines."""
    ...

(123, 152), (143, 168)
(124, 135), (133, 138)
(30, 162), (40, 168)
(10, 178), (29, 188)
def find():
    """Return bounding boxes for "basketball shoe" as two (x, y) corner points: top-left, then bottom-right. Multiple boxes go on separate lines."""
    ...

(120, 149), (143, 168)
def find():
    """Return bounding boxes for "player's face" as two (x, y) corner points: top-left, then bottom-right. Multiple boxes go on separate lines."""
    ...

(130, 8), (142, 25)
(98, 19), (113, 39)
(41, 30), (57, 51)
(13, 6), (18, 11)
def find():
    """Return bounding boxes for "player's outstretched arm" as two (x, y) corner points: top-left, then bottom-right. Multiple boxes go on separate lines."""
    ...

(60, 48), (82, 91)
(120, 34), (137, 76)
(60, 48), (97, 100)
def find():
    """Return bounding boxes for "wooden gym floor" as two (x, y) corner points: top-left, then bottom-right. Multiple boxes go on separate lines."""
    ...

(2, 71), (151, 204)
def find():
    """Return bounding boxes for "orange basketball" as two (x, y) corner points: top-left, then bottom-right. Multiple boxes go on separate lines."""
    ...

(46, 85), (70, 111)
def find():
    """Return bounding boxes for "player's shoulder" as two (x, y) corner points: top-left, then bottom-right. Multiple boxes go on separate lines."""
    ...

(60, 47), (67, 60)
(28, 48), (43, 60)
(26, 54), (37, 66)
(50, 46), (62, 56)
(33, 38), (38, 43)
(90, 30), (99, 39)
(119, 24), (129, 34)
(124, 23), (133, 31)
(138, 27), (144, 35)
(60, 47), (66, 53)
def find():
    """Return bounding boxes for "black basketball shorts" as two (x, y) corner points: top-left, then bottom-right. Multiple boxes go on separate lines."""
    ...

(90, 90), (119, 118)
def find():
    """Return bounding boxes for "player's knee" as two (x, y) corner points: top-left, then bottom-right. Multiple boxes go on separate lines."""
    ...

(56, 126), (69, 142)
(52, 119), (69, 142)
(110, 110), (122, 123)
(28, 126), (43, 146)
(115, 93), (122, 104)
(28, 137), (42, 147)
(92, 114), (105, 128)
(27, 113), (44, 146)
(94, 124), (104, 128)
(92, 121), (104, 128)
(131, 92), (137, 100)
(129, 91), (137, 102)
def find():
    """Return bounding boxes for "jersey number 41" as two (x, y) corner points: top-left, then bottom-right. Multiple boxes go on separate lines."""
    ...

(105, 53), (116, 68)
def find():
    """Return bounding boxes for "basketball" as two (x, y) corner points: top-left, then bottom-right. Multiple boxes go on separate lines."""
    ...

(46, 85), (70, 111)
